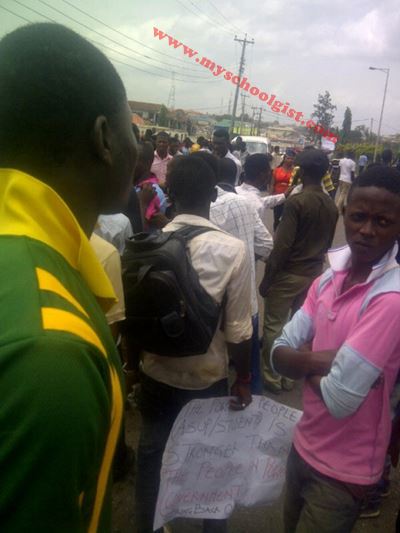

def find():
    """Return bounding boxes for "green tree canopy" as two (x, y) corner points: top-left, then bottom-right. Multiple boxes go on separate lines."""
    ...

(311, 91), (337, 140)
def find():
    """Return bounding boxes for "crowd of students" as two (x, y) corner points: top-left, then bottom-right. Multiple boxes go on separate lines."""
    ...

(1, 22), (400, 533)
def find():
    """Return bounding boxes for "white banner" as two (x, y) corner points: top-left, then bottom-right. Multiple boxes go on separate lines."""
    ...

(154, 395), (302, 530)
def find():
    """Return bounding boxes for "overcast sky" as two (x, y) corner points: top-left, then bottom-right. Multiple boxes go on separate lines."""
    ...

(1, 0), (399, 134)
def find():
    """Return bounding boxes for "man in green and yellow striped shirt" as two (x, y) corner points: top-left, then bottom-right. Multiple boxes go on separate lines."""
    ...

(0, 23), (137, 532)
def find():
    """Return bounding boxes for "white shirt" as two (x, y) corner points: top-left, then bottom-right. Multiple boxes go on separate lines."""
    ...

(233, 149), (250, 166)
(339, 158), (356, 184)
(236, 182), (286, 221)
(95, 214), (133, 255)
(224, 150), (242, 183)
(210, 186), (273, 315)
(142, 214), (253, 390)
(90, 233), (125, 325)
(271, 153), (283, 170)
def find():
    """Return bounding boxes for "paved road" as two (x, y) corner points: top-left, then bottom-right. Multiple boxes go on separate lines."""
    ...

(112, 211), (400, 532)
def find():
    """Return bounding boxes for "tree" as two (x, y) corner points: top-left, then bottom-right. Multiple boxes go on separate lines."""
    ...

(311, 91), (337, 140)
(341, 107), (352, 143)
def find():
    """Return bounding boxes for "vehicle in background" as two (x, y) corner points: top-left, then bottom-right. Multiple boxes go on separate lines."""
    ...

(232, 135), (269, 155)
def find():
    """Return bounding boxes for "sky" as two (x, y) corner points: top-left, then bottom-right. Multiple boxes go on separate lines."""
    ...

(1, 0), (399, 135)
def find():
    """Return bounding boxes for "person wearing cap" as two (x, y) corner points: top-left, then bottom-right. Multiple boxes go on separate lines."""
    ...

(259, 149), (338, 393)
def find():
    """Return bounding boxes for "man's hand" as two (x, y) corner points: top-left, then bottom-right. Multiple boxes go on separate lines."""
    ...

(259, 276), (270, 298)
(284, 185), (296, 197)
(230, 381), (252, 411)
(308, 349), (337, 376)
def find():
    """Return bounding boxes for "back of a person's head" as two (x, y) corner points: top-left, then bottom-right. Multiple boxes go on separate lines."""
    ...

(294, 149), (329, 181)
(244, 154), (270, 181)
(156, 131), (169, 141)
(168, 157), (216, 210)
(344, 151), (353, 159)
(217, 158), (237, 185)
(139, 142), (155, 165)
(0, 23), (126, 170)
(349, 165), (400, 200)
(381, 148), (393, 164)
(190, 151), (219, 176)
(213, 129), (230, 141)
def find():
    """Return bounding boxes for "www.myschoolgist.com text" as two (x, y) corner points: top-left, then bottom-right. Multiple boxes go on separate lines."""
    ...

(153, 27), (338, 143)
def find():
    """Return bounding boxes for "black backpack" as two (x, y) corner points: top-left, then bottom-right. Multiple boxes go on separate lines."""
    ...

(122, 226), (222, 357)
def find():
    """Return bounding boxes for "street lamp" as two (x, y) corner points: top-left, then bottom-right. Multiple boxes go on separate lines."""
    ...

(369, 66), (390, 161)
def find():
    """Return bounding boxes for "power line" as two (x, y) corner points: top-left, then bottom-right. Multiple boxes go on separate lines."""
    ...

(9, 1), (222, 85)
(188, 0), (241, 36)
(49, 0), (229, 79)
(13, 0), (58, 23)
(13, 0), (220, 83)
(174, 0), (235, 36)
(59, 0), (201, 68)
(205, 0), (244, 35)
(89, 37), (219, 81)
(0, 4), (33, 24)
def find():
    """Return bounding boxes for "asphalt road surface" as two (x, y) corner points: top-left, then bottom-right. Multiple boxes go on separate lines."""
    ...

(112, 211), (400, 532)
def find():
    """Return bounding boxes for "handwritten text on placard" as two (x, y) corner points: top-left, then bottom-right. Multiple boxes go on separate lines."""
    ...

(154, 395), (302, 530)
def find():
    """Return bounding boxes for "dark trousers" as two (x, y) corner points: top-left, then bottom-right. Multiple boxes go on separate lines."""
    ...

(135, 373), (229, 533)
(273, 204), (285, 231)
(284, 447), (369, 533)
(250, 314), (263, 394)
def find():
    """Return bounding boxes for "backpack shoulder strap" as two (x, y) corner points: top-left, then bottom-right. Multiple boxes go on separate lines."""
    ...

(172, 225), (219, 243)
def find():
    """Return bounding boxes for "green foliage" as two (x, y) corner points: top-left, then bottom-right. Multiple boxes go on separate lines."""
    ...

(341, 107), (352, 143)
(311, 91), (337, 138)
(336, 141), (400, 160)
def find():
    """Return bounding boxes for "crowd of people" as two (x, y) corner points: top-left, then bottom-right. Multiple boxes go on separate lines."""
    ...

(1, 22), (400, 533)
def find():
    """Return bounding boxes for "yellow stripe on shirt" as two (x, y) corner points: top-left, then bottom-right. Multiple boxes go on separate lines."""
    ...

(36, 268), (89, 318)
(41, 306), (123, 532)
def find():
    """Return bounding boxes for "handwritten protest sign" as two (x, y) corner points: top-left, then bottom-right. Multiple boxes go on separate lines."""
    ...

(154, 395), (302, 530)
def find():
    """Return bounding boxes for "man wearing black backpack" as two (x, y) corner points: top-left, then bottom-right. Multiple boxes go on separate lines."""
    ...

(132, 156), (253, 533)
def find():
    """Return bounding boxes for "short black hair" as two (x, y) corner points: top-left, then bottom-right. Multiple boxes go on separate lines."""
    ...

(244, 154), (270, 181)
(294, 149), (329, 180)
(190, 151), (219, 176)
(156, 131), (169, 140)
(168, 157), (217, 209)
(349, 165), (400, 200)
(138, 142), (155, 165)
(218, 158), (237, 185)
(0, 23), (126, 167)
(213, 129), (230, 141)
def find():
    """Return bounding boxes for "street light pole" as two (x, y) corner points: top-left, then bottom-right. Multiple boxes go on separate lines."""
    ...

(369, 66), (390, 161)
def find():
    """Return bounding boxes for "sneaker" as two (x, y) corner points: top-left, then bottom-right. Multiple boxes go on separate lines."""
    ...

(359, 502), (381, 519)
(264, 381), (282, 394)
(282, 378), (294, 391)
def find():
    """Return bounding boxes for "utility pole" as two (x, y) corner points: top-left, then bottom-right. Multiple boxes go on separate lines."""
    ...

(167, 72), (176, 110)
(239, 93), (249, 134)
(227, 93), (232, 115)
(250, 107), (257, 135)
(369, 67), (390, 161)
(256, 107), (263, 135)
(370, 117), (374, 141)
(231, 33), (254, 133)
